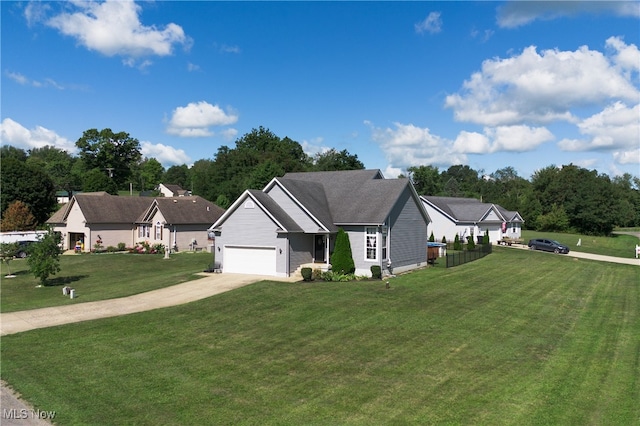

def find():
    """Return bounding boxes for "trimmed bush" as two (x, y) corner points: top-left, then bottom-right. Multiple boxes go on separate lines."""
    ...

(454, 234), (462, 251)
(441, 236), (447, 244)
(370, 265), (382, 279)
(467, 235), (476, 250)
(117, 242), (126, 251)
(483, 229), (490, 244)
(330, 228), (355, 274)
(301, 267), (313, 282)
(429, 231), (435, 242)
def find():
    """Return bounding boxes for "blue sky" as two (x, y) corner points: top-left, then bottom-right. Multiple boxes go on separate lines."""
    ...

(1, 1), (639, 180)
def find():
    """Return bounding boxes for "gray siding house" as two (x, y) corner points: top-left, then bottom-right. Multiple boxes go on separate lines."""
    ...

(210, 169), (431, 277)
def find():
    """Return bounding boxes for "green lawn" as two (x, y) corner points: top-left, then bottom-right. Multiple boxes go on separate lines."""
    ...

(2, 247), (638, 425)
(0, 252), (213, 312)
(521, 230), (639, 258)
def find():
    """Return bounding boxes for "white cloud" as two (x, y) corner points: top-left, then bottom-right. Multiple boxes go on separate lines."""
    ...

(497, 1), (640, 28)
(220, 128), (238, 141)
(445, 40), (639, 127)
(0, 118), (76, 152)
(558, 102), (639, 152)
(368, 121), (467, 171)
(301, 138), (330, 157)
(46, 0), (191, 65)
(140, 141), (191, 167)
(415, 12), (442, 34)
(613, 149), (640, 165)
(453, 125), (553, 154)
(166, 101), (238, 138)
(5, 71), (66, 89)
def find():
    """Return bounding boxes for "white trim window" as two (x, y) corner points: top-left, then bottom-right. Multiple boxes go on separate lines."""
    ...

(155, 221), (162, 240)
(365, 227), (377, 261)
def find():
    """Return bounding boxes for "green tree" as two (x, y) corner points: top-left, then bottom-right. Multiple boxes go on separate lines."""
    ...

(441, 165), (481, 198)
(536, 204), (570, 232)
(0, 157), (57, 225)
(429, 231), (435, 242)
(1, 200), (37, 232)
(137, 158), (165, 191)
(82, 168), (118, 194)
(0, 145), (28, 162)
(330, 228), (355, 274)
(0, 242), (19, 276)
(408, 165), (442, 195)
(27, 229), (62, 286)
(453, 233), (462, 251)
(215, 194), (231, 209)
(311, 148), (364, 171)
(75, 128), (142, 189)
(164, 164), (191, 189)
(27, 146), (80, 200)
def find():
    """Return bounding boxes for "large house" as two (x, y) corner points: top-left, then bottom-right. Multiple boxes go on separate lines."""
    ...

(47, 192), (224, 252)
(421, 196), (524, 244)
(209, 169), (431, 277)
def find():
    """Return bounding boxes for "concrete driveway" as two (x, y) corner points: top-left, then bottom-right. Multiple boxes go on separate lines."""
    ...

(1, 272), (297, 336)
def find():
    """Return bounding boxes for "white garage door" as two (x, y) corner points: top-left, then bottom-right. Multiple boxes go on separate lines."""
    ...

(224, 246), (277, 276)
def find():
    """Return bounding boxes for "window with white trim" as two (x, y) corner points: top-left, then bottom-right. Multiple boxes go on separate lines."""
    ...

(155, 222), (162, 240)
(365, 227), (377, 260)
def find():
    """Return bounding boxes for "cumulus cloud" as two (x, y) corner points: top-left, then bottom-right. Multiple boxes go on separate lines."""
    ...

(46, 0), (191, 66)
(166, 101), (238, 137)
(558, 102), (640, 161)
(367, 121), (467, 172)
(415, 12), (442, 34)
(497, 1), (640, 28)
(0, 118), (76, 152)
(445, 39), (639, 127)
(301, 138), (330, 157)
(141, 141), (191, 167)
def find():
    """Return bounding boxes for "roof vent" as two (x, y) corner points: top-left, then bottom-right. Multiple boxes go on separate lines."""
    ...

(173, 199), (177, 203)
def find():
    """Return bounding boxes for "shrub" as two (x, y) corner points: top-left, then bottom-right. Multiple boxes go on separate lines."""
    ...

(370, 265), (382, 279)
(441, 236), (447, 244)
(106, 246), (117, 253)
(301, 267), (313, 281)
(117, 242), (126, 251)
(330, 228), (355, 274)
(454, 234), (462, 251)
(130, 241), (165, 254)
(467, 235), (476, 250)
(429, 231), (435, 242)
(483, 229), (489, 244)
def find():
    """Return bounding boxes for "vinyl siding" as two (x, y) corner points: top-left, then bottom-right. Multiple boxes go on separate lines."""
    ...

(288, 233), (313, 274)
(215, 198), (288, 275)
(388, 187), (428, 272)
(266, 185), (323, 232)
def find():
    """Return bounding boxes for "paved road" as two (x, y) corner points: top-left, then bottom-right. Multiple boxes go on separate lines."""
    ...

(504, 243), (640, 266)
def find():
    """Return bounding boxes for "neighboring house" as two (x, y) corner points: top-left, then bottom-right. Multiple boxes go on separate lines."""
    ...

(210, 169), (431, 277)
(137, 196), (225, 252)
(47, 193), (223, 252)
(420, 196), (524, 244)
(157, 183), (191, 197)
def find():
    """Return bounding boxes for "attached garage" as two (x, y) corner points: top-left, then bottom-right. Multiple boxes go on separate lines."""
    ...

(223, 246), (277, 276)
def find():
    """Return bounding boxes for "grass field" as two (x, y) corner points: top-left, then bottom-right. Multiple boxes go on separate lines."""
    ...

(521, 230), (639, 258)
(2, 247), (638, 425)
(0, 252), (213, 312)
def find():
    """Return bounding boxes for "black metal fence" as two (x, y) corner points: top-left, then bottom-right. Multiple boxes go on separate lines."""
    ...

(445, 243), (492, 268)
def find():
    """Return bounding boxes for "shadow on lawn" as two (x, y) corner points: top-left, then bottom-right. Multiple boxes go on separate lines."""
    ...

(45, 275), (88, 287)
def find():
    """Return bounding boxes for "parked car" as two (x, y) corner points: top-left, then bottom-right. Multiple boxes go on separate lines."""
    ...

(15, 241), (37, 258)
(527, 238), (570, 254)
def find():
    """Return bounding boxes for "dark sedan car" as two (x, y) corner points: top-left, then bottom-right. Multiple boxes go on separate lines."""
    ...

(528, 238), (570, 254)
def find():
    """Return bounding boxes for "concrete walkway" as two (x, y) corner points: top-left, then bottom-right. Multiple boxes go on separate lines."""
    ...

(504, 243), (640, 266)
(1, 272), (297, 336)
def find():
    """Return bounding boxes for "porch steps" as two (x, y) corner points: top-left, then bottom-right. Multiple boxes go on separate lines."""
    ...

(292, 263), (330, 280)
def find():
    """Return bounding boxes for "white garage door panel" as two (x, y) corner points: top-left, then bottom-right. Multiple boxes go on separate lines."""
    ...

(224, 246), (276, 275)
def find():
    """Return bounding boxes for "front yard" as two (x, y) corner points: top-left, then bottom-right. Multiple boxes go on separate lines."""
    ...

(0, 252), (213, 312)
(2, 247), (638, 424)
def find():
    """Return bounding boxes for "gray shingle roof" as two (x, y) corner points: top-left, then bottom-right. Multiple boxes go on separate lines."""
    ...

(142, 196), (225, 225)
(280, 169), (422, 225)
(248, 190), (303, 232)
(69, 193), (153, 224)
(422, 196), (523, 223)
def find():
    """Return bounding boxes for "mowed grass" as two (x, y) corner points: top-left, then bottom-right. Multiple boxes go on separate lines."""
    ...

(0, 252), (213, 312)
(2, 247), (638, 425)
(521, 230), (639, 258)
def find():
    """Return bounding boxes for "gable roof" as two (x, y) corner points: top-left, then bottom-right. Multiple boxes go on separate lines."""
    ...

(61, 193), (153, 224)
(139, 196), (225, 225)
(160, 184), (189, 197)
(421, 196), (524, 224)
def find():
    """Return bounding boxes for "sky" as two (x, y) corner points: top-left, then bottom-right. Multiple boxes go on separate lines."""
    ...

(1, 1), (639, 181)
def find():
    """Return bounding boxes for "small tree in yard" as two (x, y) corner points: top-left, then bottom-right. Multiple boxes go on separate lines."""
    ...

(453, 233), (462, 251)
(27, 229), (62, 286)
(429, 231), (435, 242)
(483, 229), (490, 244)
(1, 200), (37, 231)
(0, 242), (18, 277)
(467, 235), (476, 250)
(330, 228), (355, 274)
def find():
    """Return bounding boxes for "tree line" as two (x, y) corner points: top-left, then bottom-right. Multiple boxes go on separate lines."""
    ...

(1, 126), (638, 236)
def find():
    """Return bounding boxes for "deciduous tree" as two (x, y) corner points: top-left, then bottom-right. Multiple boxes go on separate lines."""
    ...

(1, 200), (37, 231)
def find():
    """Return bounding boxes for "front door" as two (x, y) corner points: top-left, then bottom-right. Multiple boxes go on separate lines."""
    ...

(314, 235), (325, 263)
